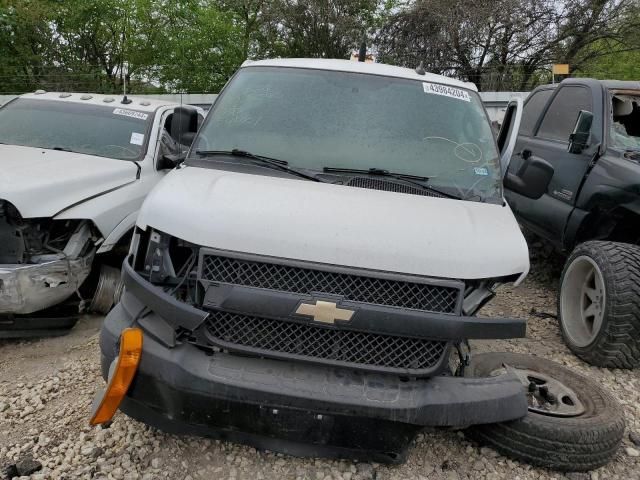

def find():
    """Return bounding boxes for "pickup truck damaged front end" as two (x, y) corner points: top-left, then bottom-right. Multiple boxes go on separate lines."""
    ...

(98, 228), (529, 463)
(0, 200), (94, 316)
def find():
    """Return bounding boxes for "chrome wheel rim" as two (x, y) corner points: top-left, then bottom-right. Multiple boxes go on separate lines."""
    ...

(90, 265), (124, 313)
(560, 256), (606, 348)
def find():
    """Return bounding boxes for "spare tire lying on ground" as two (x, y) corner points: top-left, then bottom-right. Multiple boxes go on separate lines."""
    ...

(464, 352), (625, 471)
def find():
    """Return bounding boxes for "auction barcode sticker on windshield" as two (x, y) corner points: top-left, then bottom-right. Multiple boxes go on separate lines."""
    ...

(130, 132), (145, 145)
(113, 108), (149, 120)
(422, 82), (471, 102)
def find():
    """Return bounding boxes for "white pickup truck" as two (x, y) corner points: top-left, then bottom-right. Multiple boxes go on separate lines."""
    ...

(0, 92), (204, 336)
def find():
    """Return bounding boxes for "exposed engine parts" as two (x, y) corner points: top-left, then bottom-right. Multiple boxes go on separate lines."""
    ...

(0, 200), (96, 315)
(0, 201), (26, 264)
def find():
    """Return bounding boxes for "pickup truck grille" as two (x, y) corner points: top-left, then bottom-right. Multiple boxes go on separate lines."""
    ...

(201, 310), (448, 375)
(200, 254), (461, 314)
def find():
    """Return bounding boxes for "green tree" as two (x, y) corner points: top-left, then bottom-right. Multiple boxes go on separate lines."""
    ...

(48, 0), (132, 92)
(377, 0), (639, 91)
(0, 0), (246, 94)
(574, 5), (640, 80)
(141, 0), (245, 93)
(0, 0), (56, 93)
(267, 0), (379, 59)
(576, 42), (640, 80)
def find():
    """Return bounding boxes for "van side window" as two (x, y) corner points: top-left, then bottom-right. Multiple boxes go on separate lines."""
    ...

(520, 89), (553, 136)
(537, 87), (592, 142)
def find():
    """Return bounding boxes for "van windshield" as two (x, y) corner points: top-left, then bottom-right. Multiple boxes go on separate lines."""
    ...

(0, 98), (152, 161)
(192, 66), (501, 202)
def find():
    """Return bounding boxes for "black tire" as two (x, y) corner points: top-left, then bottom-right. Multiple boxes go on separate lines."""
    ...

(464, 352), (625, 472)
(559, 241), (640, 368)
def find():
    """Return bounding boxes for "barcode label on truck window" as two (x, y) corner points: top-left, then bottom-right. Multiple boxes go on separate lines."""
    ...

(113, 108), (149, 120)
(422, 82), (471, 102)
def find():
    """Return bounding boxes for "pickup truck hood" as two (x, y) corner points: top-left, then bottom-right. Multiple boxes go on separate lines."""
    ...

(138, 166), (530, 280)
(0, 144), (138, 218)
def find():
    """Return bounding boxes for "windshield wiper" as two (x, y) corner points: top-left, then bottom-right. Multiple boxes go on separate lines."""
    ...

(323, 166), (461, 199)
(195, 149), (323, 182)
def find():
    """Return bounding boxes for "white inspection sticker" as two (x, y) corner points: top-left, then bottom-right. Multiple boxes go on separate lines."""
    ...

(474, 167), (489, 176)
(130, 132), (144, 145)
(113, 108), (149, 120)
(422, 82), (471, 102)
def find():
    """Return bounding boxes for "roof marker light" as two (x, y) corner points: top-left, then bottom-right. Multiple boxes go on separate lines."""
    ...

(80, 94), (93, 100)
(34, 90), (46, 95)
(59, 93), (72, 98)
(140, 101), (151, 106)
(103, 97), (115, 103)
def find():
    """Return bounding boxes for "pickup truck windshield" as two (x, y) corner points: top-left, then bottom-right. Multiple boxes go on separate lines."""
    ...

(192, 67), (501, 202)
(0, 98), (152, 161)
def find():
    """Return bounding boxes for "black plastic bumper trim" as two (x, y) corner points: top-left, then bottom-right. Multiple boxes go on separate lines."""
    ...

(119, 394), (422, 464)
(203, 283), (525, 340)
(102, 303), (528, 431)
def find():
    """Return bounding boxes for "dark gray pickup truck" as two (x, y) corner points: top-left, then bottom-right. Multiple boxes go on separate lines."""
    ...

(504, 78), (640, 368)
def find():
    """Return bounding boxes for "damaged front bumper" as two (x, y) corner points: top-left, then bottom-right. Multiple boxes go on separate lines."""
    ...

(97, 260), (530, 463)
(0, 255), (92, 315)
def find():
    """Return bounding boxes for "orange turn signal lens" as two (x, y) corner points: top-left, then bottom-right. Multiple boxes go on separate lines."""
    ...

(90, 328), (143, 425)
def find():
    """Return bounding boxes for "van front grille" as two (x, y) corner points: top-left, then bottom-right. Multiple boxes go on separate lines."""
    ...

(200, 255), (461, 314)
(200, 309), (449, 376)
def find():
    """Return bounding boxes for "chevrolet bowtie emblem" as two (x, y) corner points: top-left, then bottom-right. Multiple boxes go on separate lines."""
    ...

(295, 301), (355, 324)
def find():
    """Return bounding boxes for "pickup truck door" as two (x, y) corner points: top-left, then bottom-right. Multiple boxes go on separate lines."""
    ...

(99, 106), (204, 252)
(506, 85), (594, 245)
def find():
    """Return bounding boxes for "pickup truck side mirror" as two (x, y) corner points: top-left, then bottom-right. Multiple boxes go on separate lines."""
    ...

(504, 153), (554, 200)
(171, 106), (199, 147)
(568, 110), (593, 154)
(158, 151), (187, 170)
(497, 98), (523, 178)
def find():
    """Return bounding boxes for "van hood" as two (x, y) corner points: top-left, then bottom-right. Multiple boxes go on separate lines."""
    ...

(0, 144), (138, 218)
(138, 166), (530, 281)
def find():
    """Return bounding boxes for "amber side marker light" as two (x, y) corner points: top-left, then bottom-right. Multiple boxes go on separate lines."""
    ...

(90, 328), (143, 425)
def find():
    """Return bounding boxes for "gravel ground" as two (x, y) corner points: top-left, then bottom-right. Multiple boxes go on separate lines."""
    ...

(1, 252), (639, 480)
